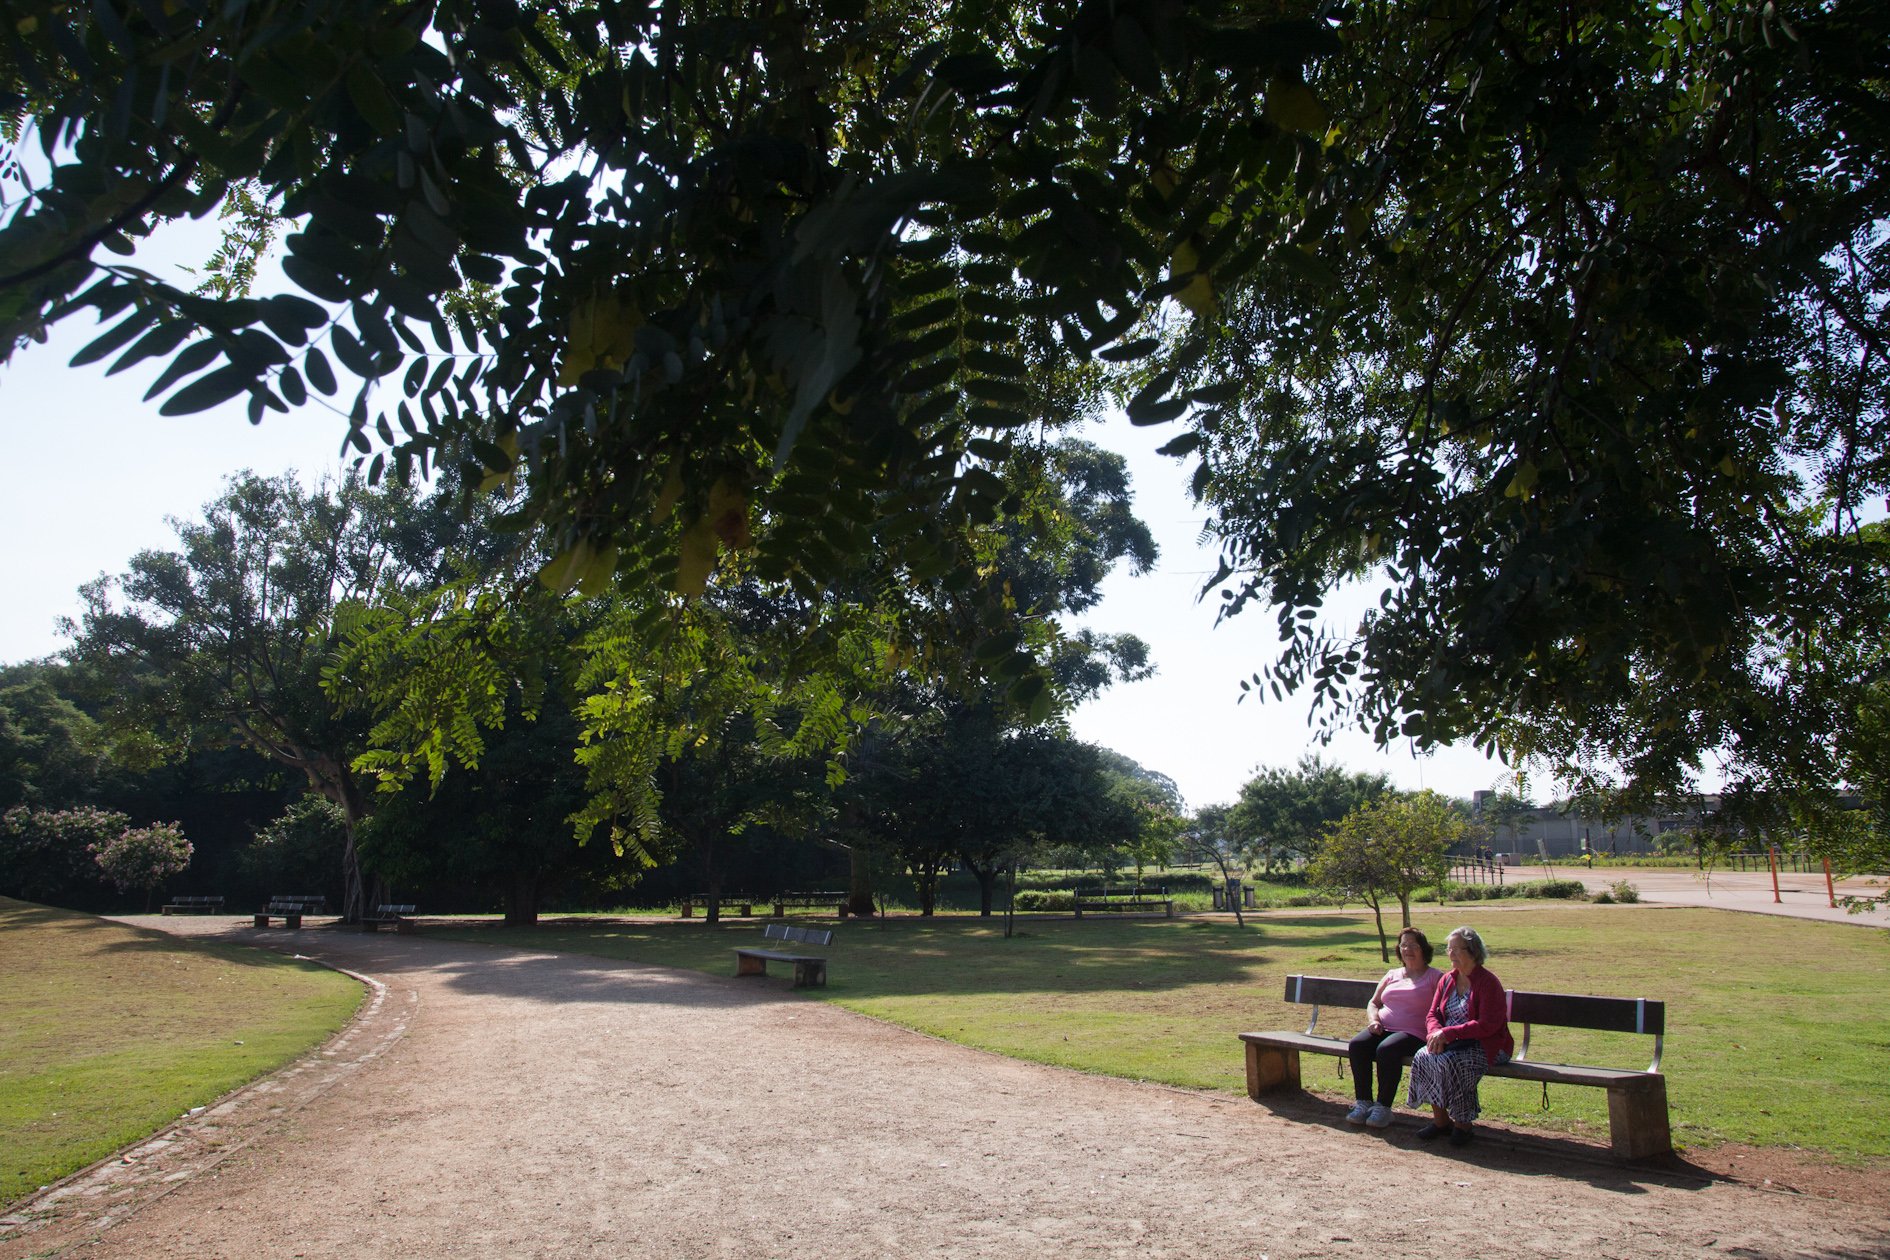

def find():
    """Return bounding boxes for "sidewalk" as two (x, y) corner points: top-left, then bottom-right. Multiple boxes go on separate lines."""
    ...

(1549, 864), (1890, 926)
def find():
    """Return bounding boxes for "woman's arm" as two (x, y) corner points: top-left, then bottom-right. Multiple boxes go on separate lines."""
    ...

(1440, 968), (1508, 1042)
(1425, 973), (1452, 1041)
(1366, 972), (1395, 1031)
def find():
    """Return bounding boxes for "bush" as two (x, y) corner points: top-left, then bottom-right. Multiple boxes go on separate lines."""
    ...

(1011, 889), (1075, 912)
(91, 822), (193, 906)
(0, 805), (127, 903)
(1606, 879), (1640, 904)
(241, 797), (347, 894)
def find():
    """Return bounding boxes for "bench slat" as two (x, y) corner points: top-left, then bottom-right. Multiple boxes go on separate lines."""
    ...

(1510, 990), (1665, 1037)
(1280, 975), (1377, 1007)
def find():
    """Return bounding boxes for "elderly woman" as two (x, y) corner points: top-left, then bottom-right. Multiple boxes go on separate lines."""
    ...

(1406, 925), (1513, 1147)
(1346, 927), (1442, 1129)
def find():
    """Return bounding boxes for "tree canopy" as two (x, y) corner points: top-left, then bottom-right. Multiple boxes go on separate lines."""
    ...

(7, 0), (1888, 818)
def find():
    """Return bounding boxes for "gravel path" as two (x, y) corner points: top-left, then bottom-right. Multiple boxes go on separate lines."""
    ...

(4, 918), (1885, 1260)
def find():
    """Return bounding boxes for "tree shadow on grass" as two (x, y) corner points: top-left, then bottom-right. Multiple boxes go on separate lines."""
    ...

(390, 913), (1404, 1007)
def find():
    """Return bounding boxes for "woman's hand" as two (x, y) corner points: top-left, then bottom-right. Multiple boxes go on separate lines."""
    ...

(1426, 1031), (1446, 1054)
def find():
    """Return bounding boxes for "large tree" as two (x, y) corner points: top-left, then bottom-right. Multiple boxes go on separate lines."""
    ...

(9, 0), (1886, 817)
(1227, 754), (1392, 874)
(62, 473), (478, 919)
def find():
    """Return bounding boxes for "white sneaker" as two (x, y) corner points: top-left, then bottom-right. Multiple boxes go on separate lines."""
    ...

(1345, 1100), (1372, 1124)
(1365, 1104), (1394, 1129)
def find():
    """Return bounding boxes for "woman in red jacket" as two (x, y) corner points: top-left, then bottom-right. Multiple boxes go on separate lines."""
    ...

(1407, 925), (1514, 1147)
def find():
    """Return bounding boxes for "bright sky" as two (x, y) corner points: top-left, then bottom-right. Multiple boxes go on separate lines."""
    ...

(0, 226), (1510, 810)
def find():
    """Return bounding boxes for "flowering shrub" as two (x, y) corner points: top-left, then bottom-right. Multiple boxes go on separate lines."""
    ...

(90, 822), (193, 905)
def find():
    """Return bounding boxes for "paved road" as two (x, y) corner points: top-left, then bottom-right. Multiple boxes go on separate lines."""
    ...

(1542, 866), (1890, 927)
(4, 918), (1884, 1259)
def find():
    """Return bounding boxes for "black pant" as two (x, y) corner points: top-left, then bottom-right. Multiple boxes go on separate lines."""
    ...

(1348, 1029), (1424, 1105)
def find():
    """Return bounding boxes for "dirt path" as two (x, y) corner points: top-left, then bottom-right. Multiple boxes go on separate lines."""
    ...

(5, 919), (1886, 1260)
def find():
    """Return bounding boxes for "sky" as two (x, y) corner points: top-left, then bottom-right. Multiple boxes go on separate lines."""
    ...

(0, 222), (1511, 811)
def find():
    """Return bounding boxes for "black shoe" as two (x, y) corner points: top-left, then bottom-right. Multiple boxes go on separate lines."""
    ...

(1415, 1122), (1449, 1141)
(1449, 1126), (1474, 1147)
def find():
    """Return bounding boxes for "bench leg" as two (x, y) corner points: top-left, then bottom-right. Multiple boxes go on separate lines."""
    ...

(286, 914), (302, 929)
(681, 904), (694, 918)
(1244, 1042), (1302, 1099)
(792, 960), (826, 989)
(396, 918), (416, 935)
(1608, 1077), (1672, 1160)
(736, 954), (767, 978)
(253, 913), (269, 928)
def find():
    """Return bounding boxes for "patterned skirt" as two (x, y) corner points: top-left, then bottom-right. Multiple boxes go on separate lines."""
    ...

(1407, 1042), (1489, 1122)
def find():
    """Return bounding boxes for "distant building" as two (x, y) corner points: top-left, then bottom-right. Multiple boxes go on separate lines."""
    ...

(1466, 790), (1864, 860)
(1469, 791), (1716, 859)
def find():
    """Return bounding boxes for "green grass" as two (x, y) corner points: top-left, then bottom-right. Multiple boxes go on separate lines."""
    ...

(0, 897), (364, 1206)
(431, 905), (1890, 1160)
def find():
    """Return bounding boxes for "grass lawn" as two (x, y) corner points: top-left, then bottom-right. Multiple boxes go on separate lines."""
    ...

(0, 897), (364, 1206)
(435, 904), (1890, 1160)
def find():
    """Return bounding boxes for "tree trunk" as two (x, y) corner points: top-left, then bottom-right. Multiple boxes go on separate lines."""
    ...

(971, 863), (998, 916)
(845, 842), (875, 917)
(1369, 894), (1389, 962)
(504, 871), (540, 927)
(913, 859), (942, 916)
(1398, 891), (1412, 927)
(325, 765), (372, 923)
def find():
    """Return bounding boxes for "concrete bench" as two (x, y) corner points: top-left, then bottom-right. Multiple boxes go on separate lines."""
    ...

(1238, 973), (1671, 1159)
(680, 895), (753, 918)
(362, 903), (417, 933)
(1072, 886), (1173, 918)
(770, 891), (845, 917)
(734, 923), (833, 988)
(253, 895), (326, 929)
(161, 895), (225, 915)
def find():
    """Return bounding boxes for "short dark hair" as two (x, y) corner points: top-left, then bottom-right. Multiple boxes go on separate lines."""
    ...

(1397, 927), (1434, 964)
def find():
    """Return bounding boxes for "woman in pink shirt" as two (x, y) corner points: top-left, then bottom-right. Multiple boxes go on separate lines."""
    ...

(1345, 927), (1443, 1129)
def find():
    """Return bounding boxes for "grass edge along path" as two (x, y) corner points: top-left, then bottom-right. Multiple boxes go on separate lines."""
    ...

(0, 898), (364, 1207)
(433, 904), (1890, 1162)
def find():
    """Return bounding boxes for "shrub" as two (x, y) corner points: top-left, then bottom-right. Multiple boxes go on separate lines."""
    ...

(1, 805), (128, 903)
(1607, 879), (1640, 904)
(241, 797), (347, 894)
(1012, 889), (1075, 912)
(91, 822), (193, 907)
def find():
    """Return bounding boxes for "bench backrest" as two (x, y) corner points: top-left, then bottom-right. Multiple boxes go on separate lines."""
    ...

(1076, 886), (1166, 898)
(1509, 989), (1665, 1073)
(1280, 974), (1665, 1073)
(763, 922), (834, 947)
(1280, 974), (1377, 1036)
(375, 904), (417, 914)
(268, 895), (326, 911)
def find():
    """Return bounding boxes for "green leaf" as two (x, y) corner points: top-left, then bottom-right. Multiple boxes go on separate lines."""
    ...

(159, 364), (253, 416)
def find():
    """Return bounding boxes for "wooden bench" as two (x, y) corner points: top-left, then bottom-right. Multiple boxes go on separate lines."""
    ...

(1072, 885), (1174, 918)
(253, 896), (326, 929)
(1238, 974), (1671, 1160)
(161, 895), (225, 915)
(361, 903), (417, 933)
(734, 923), (833, 988)
(680, 895), (753, 918)
(770, 891), (845, 917)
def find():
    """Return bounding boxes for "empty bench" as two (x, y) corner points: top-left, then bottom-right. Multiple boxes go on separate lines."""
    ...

(1072, 886), (1174, 918)
(771, 891), (845, 917)
(362, 903), (417, 934)
(161, 895), (225, 915)
(681, 895), (753, 918)
(1237, 974), (1671, 1159)
(253, 896), (326, 929)
(734, 923), (833, 988)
